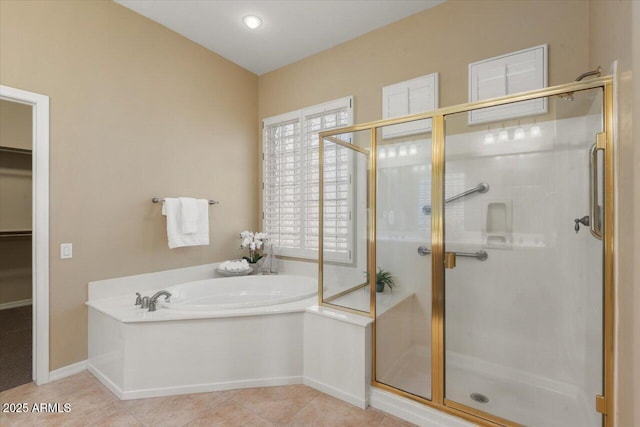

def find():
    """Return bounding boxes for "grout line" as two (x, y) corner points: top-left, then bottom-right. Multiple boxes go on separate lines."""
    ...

(129, 410), (147, 427)
(285, 392), (319, 425)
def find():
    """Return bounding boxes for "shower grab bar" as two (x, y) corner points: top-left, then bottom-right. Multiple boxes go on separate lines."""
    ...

(590, 140), (603, 239)
(417, 245), (488, 261)
(422, 182), (489, 215)
(152, 197), (219, 205)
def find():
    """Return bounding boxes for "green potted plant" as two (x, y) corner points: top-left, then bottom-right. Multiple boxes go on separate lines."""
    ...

(366, 268), (395, 293)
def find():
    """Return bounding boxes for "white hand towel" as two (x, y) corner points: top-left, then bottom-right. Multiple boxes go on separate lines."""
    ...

(162, 198), (210, 249)
(194, 198), (210, 243)
(179, 197), (198, 234)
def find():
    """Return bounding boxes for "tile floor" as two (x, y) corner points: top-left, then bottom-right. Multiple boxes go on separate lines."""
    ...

(0, 371), (416, 426)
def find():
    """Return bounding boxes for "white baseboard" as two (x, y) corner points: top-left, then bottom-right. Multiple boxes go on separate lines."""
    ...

(121, 376), (303, 400)
(0, 299), (32, 310)
(303, 377), (367, 409)
(49, 360), (87, 382)
(87, 363), (124, 398)
(369, 387), (474, 427)
(88, 362), (302, 400)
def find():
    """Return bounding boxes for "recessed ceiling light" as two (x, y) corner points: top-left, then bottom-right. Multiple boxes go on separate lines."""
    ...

(243, 15), (262, 29)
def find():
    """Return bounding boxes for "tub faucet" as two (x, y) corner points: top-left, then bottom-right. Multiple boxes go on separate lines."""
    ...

(148, 290), (172, 312)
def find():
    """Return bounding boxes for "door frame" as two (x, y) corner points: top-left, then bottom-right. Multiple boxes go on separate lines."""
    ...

(0, 84), (50, 385)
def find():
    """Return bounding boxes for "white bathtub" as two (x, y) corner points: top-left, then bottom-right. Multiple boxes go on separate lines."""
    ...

(87, 272), (319, 400)
(163, 275), (317, 311)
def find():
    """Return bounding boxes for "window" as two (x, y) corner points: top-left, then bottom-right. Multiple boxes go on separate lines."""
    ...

(263, 96), (353, 261)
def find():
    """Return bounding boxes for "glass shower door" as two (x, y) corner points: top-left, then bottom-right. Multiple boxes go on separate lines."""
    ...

(442, 88), (605, 426)
(374, 120), (433, 400)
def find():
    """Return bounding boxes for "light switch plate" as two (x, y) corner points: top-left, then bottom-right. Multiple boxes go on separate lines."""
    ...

(60, 243), (72, 259)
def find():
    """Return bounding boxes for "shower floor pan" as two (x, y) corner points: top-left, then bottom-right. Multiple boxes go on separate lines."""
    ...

(376, 345), (598, 427)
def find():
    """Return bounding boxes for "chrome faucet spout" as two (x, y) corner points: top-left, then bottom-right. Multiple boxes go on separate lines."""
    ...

(151, 290), (172, 302)
(148, 290), (172, 312)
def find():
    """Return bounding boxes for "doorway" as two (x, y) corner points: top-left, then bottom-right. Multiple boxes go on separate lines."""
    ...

(0, 99), (33, 391)
(0, 85), (50, 387)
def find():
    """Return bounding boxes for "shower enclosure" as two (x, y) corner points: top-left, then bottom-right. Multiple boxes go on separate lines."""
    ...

(319, 77), (614, 427)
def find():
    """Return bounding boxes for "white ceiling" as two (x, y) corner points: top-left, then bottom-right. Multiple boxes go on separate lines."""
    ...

(115, 0), (445, 75)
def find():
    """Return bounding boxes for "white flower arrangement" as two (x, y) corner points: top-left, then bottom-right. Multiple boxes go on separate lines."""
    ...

(239, 231), (269, 263)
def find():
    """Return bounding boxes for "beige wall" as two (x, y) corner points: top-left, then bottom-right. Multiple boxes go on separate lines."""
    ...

(0, 100), (33, 305)
(258, 0), (589, 123)
(588, 0), (638, 425)
(258, 0), (590, 235)
(0, 239), (32, 305)
(0, 100), (32, 230)
(0, 100), (32, 150)
(0, 0), (259, 369)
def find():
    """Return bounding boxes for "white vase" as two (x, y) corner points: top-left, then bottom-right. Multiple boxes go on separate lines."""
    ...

(249, 258), (264, 275)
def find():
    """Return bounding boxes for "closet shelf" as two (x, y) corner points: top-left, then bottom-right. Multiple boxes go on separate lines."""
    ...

(0, 145), (32, 155)
(0, 230), (32, 238)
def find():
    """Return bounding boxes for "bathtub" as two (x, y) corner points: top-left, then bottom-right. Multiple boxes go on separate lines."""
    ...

(87, 272), (319, 399)
(163, 275), (317, 311)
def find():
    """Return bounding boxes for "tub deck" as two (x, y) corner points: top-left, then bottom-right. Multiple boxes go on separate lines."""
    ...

(87, 292), (316, 323)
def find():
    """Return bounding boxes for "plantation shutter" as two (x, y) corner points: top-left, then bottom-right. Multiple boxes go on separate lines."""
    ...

(263, 96), (353, 261)
(303, 101), (352, 261)
(263, 112), (302, 250)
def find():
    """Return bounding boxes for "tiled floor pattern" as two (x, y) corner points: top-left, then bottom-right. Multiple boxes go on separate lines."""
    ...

(0, 372), (416, 426)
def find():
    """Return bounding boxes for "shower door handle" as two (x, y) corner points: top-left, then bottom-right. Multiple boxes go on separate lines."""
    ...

(417, 247), (456, 268)
(589, 135), (604, 240)
(444, 252), (456, 269)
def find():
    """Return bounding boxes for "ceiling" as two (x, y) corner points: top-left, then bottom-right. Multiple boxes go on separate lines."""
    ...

(115, 0), (445, 75)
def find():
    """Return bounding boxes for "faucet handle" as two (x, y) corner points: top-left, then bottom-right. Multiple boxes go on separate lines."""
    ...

(135, 292), (142, 306)
(141, 296), (150, 309)
(574, 215), (590, 233)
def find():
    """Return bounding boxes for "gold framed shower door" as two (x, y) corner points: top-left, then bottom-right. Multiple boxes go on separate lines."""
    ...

(318, 76), (615, 427)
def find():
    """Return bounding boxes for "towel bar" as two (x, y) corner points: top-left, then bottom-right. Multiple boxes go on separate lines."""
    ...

(152, 197), (219, 205)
